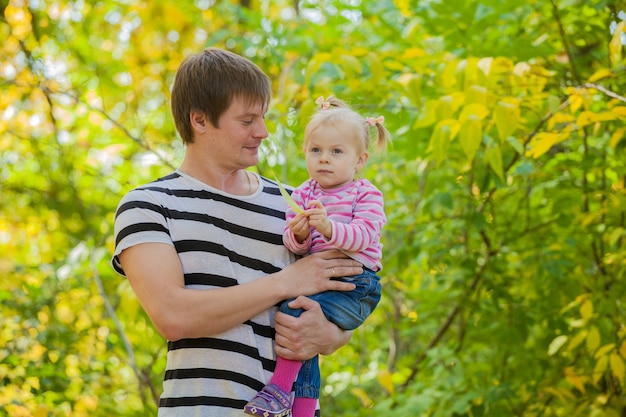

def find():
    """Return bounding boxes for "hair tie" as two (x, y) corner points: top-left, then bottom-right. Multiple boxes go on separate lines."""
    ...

(315, 96), (331, 110)
(366, 116), (384, 126)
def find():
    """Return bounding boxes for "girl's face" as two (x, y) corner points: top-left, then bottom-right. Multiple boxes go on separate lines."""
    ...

(304, 123), (368, 189)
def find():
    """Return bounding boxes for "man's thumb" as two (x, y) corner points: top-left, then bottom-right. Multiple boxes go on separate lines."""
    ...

(288, 295), (315, 311)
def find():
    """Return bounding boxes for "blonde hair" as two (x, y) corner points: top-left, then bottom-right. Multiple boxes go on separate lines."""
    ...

(304, 96), (389, 153)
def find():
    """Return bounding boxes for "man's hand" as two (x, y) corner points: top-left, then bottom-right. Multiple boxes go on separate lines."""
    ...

(274, 296), (352, 361)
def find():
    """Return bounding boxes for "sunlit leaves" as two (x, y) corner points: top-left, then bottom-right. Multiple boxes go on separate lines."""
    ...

(3, 2), (32, 41)
(2, 0), (626, 416)
(493, 99), (520, 143)
(526, 131), (571, 159)
(609, 20), (626, 68)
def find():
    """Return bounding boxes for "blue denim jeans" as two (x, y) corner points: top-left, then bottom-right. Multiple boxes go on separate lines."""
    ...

(279, 268), (382, 399)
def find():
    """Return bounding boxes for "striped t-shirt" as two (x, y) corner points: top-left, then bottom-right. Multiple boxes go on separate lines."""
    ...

(283, 178), (385, 272)
(111, 170), (309, 417)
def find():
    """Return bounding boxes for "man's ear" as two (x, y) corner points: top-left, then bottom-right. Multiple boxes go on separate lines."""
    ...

(190, 111), (207, 132)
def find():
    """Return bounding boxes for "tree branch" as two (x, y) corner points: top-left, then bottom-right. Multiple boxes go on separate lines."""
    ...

(90, 247), (160, 406)
(551, 0), (581, 83)
(401, 231), (494, 389)
(584, 83), (626, 103)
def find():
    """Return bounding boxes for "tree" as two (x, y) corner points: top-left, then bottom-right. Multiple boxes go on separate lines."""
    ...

(1, 0), (624, 416)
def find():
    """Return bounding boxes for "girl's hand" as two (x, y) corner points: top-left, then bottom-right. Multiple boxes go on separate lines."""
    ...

(288, 214), (310, 243)
(306, 200), (332, 239)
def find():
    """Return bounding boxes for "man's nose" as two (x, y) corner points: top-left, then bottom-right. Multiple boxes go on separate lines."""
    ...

(254, 119), (269, 139)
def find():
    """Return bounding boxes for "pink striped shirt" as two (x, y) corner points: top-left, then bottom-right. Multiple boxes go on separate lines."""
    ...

(283, 178), (385, 271)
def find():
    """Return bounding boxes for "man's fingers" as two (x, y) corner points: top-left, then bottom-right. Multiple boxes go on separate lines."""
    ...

(329, 279), (356, 292)
(287, 295), (318, 311)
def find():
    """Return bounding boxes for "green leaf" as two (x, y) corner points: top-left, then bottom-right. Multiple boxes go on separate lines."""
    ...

(494, 100), (520, 143)
(485, 145), (504, 181)
(459, 117), (482, 162)
(274, 176), (305, 214)
(548, 335), (568, 356)
(427, 120), (460, 165)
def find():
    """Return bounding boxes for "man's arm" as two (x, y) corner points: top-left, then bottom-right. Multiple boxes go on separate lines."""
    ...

(118, 243), (360, 342)
(273, 296), (353, 360)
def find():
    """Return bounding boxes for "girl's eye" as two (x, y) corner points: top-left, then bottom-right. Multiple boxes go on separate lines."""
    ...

(332, 149), (342, 154)
(311, 147), (321, 153)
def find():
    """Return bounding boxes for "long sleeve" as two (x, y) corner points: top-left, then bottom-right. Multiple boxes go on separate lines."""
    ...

(326, 185), (385, 254)
(282, 178), (385, 271)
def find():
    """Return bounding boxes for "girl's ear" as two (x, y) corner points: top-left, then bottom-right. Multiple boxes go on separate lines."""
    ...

(355, 151), (369, 171)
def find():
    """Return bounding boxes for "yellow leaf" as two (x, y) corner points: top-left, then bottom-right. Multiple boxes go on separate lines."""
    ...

(580, 299), (593, 322)
(586, 326), (601, 355)
(526, 132), (569, 159)
(367, 52), (384, 82)
(609, 21), (625, 67)
(569, 93), (583, 113)
(398, 73), (422, 106)
(274, 177), (305, 214)
(494, 100), (520, 142)
(611, 106), (626, 117)
(547, 112), (575, 131)
(339, 54), (362, 76)
(459, 117), (482, 162)
(477, 57), (493, 75)
(593, 355), (609, 385)
(459, 103), (490, 121)
(427, 120), (460, 165)
(403, 47), (427, 58)
(565, 366), (586, 394)
(548, 335), (568, 356)
(377, 368), (395, 395)
(567, 330), (588, 352)
(513, 62), (531, 77)
(594, 343), (615, 359)
(350, 387), (373, 408)
(577, 111), (619, 128)
(437, 95), (454, 120)
(466, 85), (487, 106)
(34, 404), (49, 417)
(619, 341), (626, 359)
(544, 386), (577, 402)
(610, 352), (625, 382)
(529, 65), (556, 78)
(587, 68), (613, 83)
(414, 99), (438, 128)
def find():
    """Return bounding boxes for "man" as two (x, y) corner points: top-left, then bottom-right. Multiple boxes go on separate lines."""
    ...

(112, 48), (360, 416)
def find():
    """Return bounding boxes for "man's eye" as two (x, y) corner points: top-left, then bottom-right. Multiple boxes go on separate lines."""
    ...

(242, 120), (254, 125)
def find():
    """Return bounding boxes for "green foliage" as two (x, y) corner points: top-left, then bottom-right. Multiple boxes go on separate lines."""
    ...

(1, 0), (625, 416)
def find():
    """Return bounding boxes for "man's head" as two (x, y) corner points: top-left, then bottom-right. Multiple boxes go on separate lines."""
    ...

(171, 48), (272, 144)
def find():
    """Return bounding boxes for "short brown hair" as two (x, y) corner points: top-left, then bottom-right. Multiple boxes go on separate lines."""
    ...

(170, 48), (272, 143)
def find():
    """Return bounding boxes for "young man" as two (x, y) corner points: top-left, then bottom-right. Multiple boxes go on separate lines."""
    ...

(111, 48), (360, 416)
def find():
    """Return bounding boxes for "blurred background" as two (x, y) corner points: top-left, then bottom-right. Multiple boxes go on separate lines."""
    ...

(1, 0), (625, 415)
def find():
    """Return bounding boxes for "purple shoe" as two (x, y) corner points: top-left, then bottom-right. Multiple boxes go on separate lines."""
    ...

(244, 384), (292, 417)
